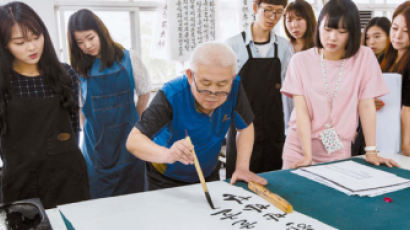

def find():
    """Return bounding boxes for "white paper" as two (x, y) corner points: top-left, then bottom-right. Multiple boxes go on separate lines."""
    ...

(376, 73), (402, 154)
(57, 181), (335, 230)
(293, 169), (409, 197)
(45, 208), (68, 230)
(293, 161), (410, 197)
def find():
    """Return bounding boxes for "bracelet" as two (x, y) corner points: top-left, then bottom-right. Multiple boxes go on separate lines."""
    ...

(365, 151), (378, 155)
(364, 146), (377, 152)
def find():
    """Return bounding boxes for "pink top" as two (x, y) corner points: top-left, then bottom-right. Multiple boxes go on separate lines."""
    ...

(281, 46), (389, 142)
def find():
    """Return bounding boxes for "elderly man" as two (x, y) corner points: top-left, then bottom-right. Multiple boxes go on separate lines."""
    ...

(126, 42), (267, 190)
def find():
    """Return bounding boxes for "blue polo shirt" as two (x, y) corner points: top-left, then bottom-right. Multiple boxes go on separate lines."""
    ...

(136, 75), (253, 182)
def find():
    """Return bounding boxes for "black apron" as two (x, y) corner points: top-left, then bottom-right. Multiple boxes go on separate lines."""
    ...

(1, 96), (89, 209)
(226, 32), (285, 178)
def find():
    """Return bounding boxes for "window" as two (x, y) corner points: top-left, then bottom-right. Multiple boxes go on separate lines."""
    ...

(139, 11), (184, 87)
(55, 3), (141, 63)
(61, 10), (131, 49)
(55, 1), (182, 88)
(53, 0), (402, 87)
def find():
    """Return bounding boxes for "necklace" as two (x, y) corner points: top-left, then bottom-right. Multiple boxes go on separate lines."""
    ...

(318, 49), (346, 154)
(320, 49), (346, 128)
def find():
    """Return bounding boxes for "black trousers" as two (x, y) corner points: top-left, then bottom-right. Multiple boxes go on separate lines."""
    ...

(146, 163), (220, 191)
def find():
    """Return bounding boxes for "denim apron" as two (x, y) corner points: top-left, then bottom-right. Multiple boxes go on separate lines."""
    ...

(81, 51), (146, 198)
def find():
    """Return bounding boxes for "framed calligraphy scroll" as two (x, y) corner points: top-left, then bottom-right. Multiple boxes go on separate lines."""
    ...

(153, 0), (216, 61)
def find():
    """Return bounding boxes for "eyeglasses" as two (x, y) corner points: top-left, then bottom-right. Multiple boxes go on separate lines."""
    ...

(262, 8), (284, 19)
(192, 73), (231, 97)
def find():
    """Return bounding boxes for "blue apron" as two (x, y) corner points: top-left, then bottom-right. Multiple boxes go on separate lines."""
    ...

(80, 50), (146, 198)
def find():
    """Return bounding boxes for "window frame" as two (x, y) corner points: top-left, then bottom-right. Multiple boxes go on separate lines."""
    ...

(54, 0), (163, 62)
(53, 0), (400, 87)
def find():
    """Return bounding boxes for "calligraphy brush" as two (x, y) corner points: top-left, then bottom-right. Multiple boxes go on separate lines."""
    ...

(248, 181), (293, 213)
(185, 130), (216, 209)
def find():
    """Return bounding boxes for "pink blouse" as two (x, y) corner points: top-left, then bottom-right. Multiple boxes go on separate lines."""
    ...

(281, 46), (389, 142)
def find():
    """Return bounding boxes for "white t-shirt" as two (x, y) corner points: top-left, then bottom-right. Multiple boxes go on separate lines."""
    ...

(254, 43), (271, 58)
(129, 49), (151, 95)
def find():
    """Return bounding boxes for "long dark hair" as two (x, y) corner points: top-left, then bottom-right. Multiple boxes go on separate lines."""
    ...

(0, 1), (77, 136)
(284, 0), (316, 51)
(67, 9), (124, 77)
(381, 1), (410, 73)
(314, 0), (361, 59)
(363, 17), (391, 47)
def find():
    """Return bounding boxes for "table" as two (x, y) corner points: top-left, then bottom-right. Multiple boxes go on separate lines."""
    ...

(47, 154), (410, 230)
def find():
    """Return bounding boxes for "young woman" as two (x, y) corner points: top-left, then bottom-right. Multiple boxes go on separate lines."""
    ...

(351, 16), (391, 156)
(281, 0), (398, 168)
(284, 0), (317, 52)
(380, 1), (410, 156)
(364, 17), (391, 63)
(0, 2), (89, 208)
(68, 9), (150, 198)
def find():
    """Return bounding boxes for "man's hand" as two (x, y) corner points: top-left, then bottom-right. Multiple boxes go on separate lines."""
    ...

(165, 139), (195, 165)
(230, 168), (267, 185)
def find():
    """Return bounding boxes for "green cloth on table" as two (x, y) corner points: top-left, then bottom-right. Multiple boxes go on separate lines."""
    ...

(234, 158), (410, 230)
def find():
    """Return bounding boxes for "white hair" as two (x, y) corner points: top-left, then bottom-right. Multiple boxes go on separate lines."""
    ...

(189, 42), (237, 75)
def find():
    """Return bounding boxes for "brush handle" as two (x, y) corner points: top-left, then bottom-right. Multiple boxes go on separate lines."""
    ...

(185, 136), (208, 192)
(248, 181), (293, 213)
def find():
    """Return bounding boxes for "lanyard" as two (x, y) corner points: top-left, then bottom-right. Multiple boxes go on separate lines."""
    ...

(320, 49), (346, 127)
